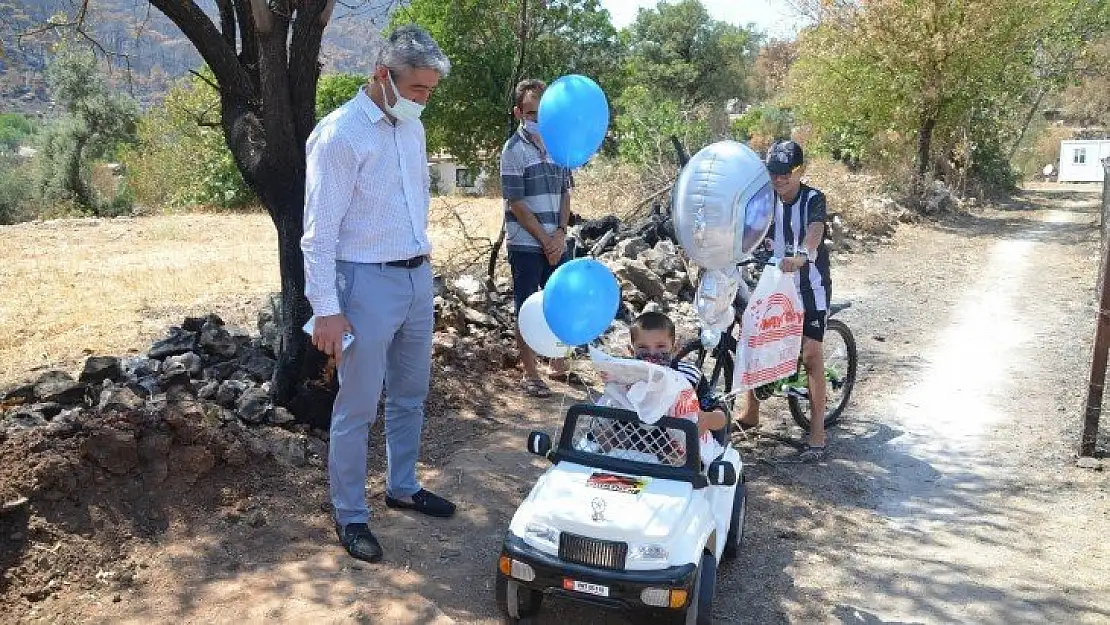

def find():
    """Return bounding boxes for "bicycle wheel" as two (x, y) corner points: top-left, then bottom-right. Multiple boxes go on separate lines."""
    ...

(788, 318), (857, 431)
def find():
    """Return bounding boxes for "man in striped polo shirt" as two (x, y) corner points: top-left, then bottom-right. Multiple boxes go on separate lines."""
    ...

(500, 79), (572, 397)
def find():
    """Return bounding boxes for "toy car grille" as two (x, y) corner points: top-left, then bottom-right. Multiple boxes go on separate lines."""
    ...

(559, 532), (628, 570)
(570, 416), (688, 467)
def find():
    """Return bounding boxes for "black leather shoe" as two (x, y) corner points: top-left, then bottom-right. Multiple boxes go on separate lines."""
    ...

(384, 489), (456, 518)
(336, 522), (383, 563)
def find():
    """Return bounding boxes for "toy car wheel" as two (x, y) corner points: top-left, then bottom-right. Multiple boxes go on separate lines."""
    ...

(685, 551), (716, 624)
(495, 573), (542, 621)
(652, 551), (716, 625)
(723, 475), (747, 560)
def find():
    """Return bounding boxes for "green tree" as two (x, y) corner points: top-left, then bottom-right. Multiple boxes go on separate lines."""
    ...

(0, 114), (36, 152)
(624, 0), (760, 106)
(394, 0), (624, 168)
(315, 73), (365, 119)
(788, 0), (1109, 192)
(125, 70), (255, 210)
(0, 155), (36, 224)
(730, 104), (794, 151)
(37, 45), (137, 213)
(613, 84), (710, 167)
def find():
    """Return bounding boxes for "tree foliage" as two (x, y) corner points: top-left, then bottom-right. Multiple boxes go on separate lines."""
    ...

(624, 0), (760, 106)
(124, 69), (256, 210)
(37, 45), (138, 214)
(315, 73), (365, 119)
(394, 0), (624, 168)
(0, 114), (37, 153)
(750, 39), (797, 102)
(614, 84), (710, 168)
(731, 104), (794, 153)
(1058, 36), (1110, 127)
(788, 0), (1110, 193)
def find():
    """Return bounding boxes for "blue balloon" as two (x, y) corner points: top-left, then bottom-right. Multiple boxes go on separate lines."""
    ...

(537, 74), (610, 169)
(542, 258), (621, 346)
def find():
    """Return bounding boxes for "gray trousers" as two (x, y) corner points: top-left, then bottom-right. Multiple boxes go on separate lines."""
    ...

(330, 260), (434, 526)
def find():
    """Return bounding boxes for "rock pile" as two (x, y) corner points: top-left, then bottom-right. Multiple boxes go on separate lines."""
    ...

(0, 314), (322, 469)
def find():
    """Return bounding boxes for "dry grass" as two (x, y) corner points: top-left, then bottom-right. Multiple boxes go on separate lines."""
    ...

(0, 214), (280, 385)
(804, 157), (905, 237)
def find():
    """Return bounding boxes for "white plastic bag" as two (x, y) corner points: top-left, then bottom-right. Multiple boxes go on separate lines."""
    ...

(732, 265), (804, 393)
(589, 346), (690, 424)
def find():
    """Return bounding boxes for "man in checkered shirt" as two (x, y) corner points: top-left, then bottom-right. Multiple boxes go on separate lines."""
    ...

(300, 25), (455, 564)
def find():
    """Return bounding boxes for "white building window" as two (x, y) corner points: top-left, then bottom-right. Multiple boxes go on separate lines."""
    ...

(1073, 147), (1087, 165)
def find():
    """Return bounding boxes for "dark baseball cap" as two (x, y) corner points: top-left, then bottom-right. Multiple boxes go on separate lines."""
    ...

(765, 140), (804, 175)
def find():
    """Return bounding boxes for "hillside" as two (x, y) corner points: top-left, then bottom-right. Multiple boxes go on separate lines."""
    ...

(0, 0), (394, 114)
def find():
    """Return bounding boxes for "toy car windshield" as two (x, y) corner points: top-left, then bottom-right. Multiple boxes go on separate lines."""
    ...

(553, 404), (705, 486)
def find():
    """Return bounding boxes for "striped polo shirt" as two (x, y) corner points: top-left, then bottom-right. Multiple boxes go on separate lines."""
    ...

(500, 127), (571, 252)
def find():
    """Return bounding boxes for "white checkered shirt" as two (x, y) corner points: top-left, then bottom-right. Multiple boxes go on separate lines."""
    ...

(301, 87), (432, 317)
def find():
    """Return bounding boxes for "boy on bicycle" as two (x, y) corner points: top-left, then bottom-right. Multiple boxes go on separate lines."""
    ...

(737, 140), (831, 463)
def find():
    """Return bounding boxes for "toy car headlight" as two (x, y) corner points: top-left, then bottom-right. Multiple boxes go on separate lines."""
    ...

(629, 543), (669, 563)
(524, 522), (560, 549)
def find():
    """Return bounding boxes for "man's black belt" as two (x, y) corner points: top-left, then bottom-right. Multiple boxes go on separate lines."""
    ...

(385, 255), (427, 268)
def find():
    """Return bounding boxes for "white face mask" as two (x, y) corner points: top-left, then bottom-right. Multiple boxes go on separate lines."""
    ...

(383, 71), (425, 121)
(523, 119), (540, 136)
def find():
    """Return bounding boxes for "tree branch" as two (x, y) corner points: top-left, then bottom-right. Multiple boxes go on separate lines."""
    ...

(289, 0), (336, 144)
(189, 69), (220, 91)
(150, 0), (254, 99)
(232, 0), (259, 71)
(216, 0), (237, 49)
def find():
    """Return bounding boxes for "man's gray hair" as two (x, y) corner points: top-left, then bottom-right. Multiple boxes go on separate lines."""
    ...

(379, 24), (451, 77)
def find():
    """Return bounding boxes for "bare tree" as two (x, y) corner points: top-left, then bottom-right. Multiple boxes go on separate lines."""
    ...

(46, 0), (399, 426)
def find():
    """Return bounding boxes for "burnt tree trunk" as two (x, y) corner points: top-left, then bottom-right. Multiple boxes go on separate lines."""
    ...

(151, 0), (340, 426)
(916, 115), (936, 180)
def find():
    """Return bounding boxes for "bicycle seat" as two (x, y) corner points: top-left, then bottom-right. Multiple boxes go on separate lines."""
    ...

(829, 300), (852, 316)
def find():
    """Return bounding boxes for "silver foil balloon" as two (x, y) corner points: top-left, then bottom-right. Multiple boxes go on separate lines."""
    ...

(672, 140), (774, 270)
(673, 140), (774, 342)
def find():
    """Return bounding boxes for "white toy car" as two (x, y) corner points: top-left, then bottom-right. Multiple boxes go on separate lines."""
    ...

(495, 403), (746, 624)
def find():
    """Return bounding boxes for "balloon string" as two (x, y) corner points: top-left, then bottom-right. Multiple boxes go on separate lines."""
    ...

(556, 348), (598, 421)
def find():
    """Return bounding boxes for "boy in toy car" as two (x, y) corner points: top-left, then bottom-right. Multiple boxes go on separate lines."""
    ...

(596, 312), (727, 465)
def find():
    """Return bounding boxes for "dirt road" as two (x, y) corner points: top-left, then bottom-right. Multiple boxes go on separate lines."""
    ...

(9, 185), (1110, 624)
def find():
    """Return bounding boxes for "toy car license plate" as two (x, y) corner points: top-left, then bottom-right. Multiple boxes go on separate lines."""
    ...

(563, 578), (609, 597)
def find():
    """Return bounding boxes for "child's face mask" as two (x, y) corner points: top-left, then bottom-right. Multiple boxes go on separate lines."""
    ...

(634, 349), (672, 366)
(632, 328), (676, 366)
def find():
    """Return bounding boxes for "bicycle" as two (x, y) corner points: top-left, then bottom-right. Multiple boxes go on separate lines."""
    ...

(674, 249), (858, 432)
